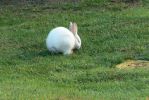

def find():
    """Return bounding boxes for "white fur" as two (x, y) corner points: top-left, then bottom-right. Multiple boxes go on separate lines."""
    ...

(46, 22), (81, 55)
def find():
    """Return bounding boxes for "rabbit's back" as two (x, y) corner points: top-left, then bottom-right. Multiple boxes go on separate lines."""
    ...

(46, 27), (75, 53)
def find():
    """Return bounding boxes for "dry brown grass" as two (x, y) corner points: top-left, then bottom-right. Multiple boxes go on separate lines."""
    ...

(116, 60), (149, 69)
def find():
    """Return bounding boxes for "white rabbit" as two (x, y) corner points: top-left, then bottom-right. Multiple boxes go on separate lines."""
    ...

(46, 22), (81, 55)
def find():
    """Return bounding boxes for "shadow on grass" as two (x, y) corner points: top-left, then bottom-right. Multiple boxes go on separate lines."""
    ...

(17, 42), (63, 60)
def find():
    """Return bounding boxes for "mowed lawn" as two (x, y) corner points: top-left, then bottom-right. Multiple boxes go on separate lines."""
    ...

(0, 1), (149, 100)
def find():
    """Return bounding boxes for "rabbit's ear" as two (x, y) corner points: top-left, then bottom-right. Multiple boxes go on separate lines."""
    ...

(69, 22), (73, 30)
(71, 22), (78, 35)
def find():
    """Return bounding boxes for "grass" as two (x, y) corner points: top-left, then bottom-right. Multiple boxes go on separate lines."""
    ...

(0, 1), (149, 99)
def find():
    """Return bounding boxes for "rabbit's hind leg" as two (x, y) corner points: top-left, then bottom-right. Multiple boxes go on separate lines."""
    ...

(63, 49), (73, 55)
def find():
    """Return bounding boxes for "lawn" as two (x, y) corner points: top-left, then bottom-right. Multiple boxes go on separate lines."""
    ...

(0, 1), (149, 99)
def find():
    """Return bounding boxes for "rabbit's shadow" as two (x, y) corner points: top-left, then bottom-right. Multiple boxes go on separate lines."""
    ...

(18, 42), (81, 60)
(18, 43), (62, 60)
(38, 49), (63, 57)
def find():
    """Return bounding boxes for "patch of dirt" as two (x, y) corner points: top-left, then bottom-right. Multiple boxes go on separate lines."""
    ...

(116, 60), (149, 69)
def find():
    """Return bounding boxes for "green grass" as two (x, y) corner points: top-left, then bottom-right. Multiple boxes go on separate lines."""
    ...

(0, 1), (149, 100)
